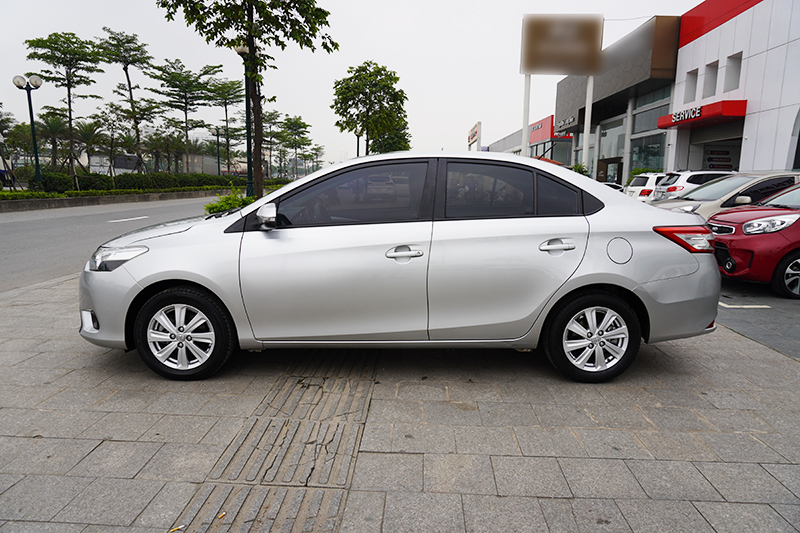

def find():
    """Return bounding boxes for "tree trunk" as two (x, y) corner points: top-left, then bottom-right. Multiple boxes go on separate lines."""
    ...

(67, 85), (78, 189)
(247, 5), (264, 198)
(124, 65), (144, 173)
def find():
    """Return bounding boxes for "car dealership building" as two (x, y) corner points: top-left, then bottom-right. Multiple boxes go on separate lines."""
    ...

(490, 0), (800, 183)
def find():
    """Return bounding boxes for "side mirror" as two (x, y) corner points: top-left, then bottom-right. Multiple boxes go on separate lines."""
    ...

(734, 195), (752, 205)
(256, 203), (277, 231)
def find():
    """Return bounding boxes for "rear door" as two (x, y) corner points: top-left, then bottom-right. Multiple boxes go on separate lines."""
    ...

(426, 160), (589, 340)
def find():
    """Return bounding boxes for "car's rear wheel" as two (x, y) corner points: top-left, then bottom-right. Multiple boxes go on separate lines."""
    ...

(133, 287), (236, 380)
(544, 292), (641, 383)
(771, 250), (800, 299)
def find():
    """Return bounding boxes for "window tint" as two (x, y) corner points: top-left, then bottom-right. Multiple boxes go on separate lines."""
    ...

(278, 162), (428, 226)
(537, 175), (579, 216)
(445, 163), (533, 218)
(741, 177), (795, 203)
(629, 176), (649, 187)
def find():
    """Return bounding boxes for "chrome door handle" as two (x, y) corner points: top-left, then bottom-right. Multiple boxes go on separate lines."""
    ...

(539, 240), (576, 251)
(386, 249), (424, 258)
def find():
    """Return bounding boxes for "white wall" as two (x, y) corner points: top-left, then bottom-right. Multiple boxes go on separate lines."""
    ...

(666, 0), (800, 172)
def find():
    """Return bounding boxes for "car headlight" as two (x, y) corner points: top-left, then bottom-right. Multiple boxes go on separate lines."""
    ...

(89, 246), (148, 271)
(671, 204), (700, 213)
(742, 214), (800, 235)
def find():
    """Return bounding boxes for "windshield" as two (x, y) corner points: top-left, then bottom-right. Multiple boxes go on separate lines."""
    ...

(680, 176), (754, 201)
(660, 173), (681, 186)
(764, 184), (800, 209)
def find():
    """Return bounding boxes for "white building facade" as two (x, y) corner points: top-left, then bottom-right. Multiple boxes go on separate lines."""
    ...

(661, 0), (800, 172)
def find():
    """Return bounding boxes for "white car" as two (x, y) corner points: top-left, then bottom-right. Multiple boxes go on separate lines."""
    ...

(79, 152), (720, 383)
(624, 173), (667, 203)
(652, 170), (734, 201)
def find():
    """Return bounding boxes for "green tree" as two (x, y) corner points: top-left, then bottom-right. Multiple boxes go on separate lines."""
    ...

(4, 122), (35, 159)
(155, 0), (338, 195)
(148, 59), (221, 173)
(262, 109), (283, 180)
(74, 120), (104, 173)
(97, 27), (157, 172)
(36, 110), (68, 168)
(0, 103), (16, 138)
(24, 32), (104, 185)
(92, 102), (128, 180)
(208, 78), (244, 172)
(332, 61), (408, 156)
(370, 118), (411, 154)
(281, 115), (311, 179)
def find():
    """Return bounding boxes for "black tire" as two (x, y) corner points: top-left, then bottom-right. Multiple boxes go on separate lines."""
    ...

(543, 292), (641, 383)
(770, 250), (800, 299)
(133, 286), (236, 380)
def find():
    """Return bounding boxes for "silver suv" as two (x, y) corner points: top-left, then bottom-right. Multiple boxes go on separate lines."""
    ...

(653, 170), (734, 201)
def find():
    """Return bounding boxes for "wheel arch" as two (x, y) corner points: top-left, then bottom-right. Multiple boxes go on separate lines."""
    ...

(124, 279), (240, 351)
(542, 283), (651, 343)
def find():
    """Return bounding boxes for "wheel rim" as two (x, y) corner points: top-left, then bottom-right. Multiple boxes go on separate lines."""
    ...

(562, 306), (629, 372)
(783, 258), (800, 296)
(146, 303), (216, 370)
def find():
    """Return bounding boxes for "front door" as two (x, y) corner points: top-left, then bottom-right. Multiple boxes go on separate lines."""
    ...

(239, 160), (434, 341)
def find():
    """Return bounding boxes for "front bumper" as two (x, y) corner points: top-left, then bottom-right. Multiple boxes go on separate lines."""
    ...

(79, 265), (142, 350)
(713, 232), (791, 283)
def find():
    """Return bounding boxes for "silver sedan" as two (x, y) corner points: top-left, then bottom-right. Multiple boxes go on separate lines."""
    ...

(79, 152), (720, 383)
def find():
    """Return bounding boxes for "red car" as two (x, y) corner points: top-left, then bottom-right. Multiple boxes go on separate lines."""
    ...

(708, 182), (800, 298)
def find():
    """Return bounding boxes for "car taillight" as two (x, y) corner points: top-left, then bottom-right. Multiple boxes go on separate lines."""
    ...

(653, 226), (715, 253)
(639, 189), (653, 196)
(666, 186), (684, 193)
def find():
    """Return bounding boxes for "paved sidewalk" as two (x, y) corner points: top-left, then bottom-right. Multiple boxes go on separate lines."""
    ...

(0, 277), (799, 532)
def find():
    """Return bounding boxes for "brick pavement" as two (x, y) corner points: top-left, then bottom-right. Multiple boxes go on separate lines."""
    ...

(0, 276), (799, 532)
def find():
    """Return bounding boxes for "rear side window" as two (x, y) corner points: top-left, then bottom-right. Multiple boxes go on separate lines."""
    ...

(741, 177), (796, 203)
(537, 175), (579, 215)
(445, 163), (533, 218)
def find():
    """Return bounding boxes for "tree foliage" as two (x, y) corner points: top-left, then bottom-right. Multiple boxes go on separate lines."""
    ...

(281, 115), (311, 179)
(148, 59), (221, 173)
(0, 103), (16, 138)
(331, 61), (408, 156)
(25, 32), (104, 183)
(97, 27), (155, 171)
(155, 0), (338, 195)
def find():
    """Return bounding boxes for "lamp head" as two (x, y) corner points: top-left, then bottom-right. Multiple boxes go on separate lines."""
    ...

(29, 75), (43, 89)
(12, 75), (26, 89)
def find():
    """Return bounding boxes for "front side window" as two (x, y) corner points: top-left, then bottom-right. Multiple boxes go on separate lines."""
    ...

(738, 177), (796, 204)
(278, 162), (428, 226)
(445, 163), (533, 218)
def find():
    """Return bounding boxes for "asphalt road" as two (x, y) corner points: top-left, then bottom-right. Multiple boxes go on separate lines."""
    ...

(0, 197), (212, 293)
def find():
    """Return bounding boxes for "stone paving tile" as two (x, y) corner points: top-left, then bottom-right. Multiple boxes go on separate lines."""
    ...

(495, 381), (556, 404)
(0, 475), (93, 521)
(558, 458), (648, 499)
(67, 441), (162, 478)
(0, 438), (100, 475)
(694, 408), (775, 433)
(772, 504), (800, 530)
(573, 429), (654, 460)
(643, 388), (714, 409)
(639, 407), (713, 431)
(365, 399), (423, 423)
(338, 491), (385, 533)
(396, 381), (447, 401)
(383, 492), (465, 533)
(0, 385), (61, 408)
(625, 460), (723, 501)
(477, 402), (538, 427)
(694, 462), (800, 504)
(693, 502), (797, 532)
(545, 498), (631, 532)
(140, 392), (214, 415)
(16, 410), (106, 439)
(392, 423), (455, 454)
(634, 431), (720, 461)
(615, 499), (715, 532)
(447, 382), (502, 402)
(595, 385), (660, 407)
(454, 426), (520, 455)
(760, 464), (800, 499)
(695, 432), (789, 463)
(533, 405), (601, 428)
(514, 427), (588, 457)
(138, 415), (220, 443)
(537, 498), (580, 532)
(423, 401), (482, 425)
(194, 393), (263, 417)
(132, 482), (199, 529)
(0, 522), (89, 532)
(359, 423), (393, 452)
(78, 412), (163, 441)
(351, 453), (423, 492)
(491, 456), (571, 497)
(462, 495), (547, 533)
(0, 474), (22, 494)
(424, 454), (496, 495)
(0, 437), (37, 469)
(135, 443), (226, 483)
(582, 405), (654, 430)
(34, 389), (111, 412)
(697, 389), (765, 410)
(53, 478), (165, 526)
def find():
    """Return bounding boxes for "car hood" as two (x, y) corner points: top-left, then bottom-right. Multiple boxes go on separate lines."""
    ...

(651, 198), (704, 209)
(708, 205), (797, 224)
(100, 215), (210, 247)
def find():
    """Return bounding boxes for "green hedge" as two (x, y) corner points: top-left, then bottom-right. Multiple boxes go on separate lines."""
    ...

(26, 171), (251, 193)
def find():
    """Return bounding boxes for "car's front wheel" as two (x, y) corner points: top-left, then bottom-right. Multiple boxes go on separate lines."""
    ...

(771, 250), (800, 299)
(544, 292), (641, 383)
(133, 286), (236, 380)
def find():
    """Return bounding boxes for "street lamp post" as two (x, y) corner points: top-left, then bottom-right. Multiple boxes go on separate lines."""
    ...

(234, 45), (253, 197)
(12, 75), (43, 188)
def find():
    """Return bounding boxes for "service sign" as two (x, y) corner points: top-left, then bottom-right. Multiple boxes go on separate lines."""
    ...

(671, 106), (702, 124)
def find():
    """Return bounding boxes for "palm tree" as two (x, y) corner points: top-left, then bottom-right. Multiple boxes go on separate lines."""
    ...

(36, 112), (68, 168)
(74, 120), (104, 173)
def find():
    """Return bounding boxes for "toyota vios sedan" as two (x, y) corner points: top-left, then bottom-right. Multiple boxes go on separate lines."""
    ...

(708, 182), (800, 298)
(79, 152), (720, 383)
